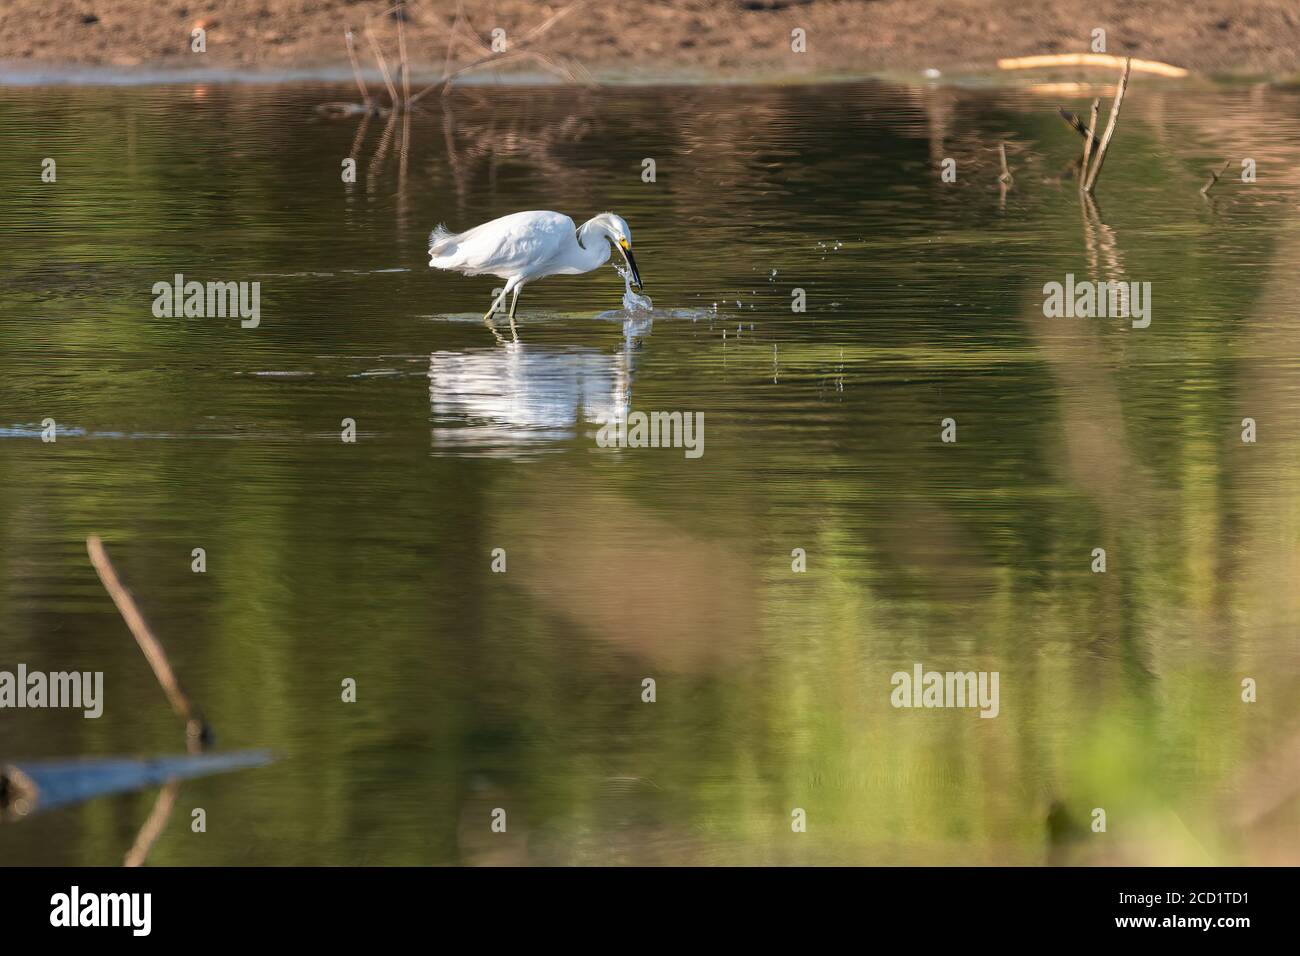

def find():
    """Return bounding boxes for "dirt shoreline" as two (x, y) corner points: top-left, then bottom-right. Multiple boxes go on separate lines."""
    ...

(3, 1), (1300, 84)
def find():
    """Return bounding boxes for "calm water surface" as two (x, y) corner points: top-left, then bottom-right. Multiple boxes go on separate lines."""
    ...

(1, 82), (1298, 864)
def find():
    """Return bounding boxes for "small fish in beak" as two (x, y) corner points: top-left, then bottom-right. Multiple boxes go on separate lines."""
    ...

(618, 238), (643, 289)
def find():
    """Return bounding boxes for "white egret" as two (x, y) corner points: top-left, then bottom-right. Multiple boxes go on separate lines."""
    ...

(427, 210), (643, 339)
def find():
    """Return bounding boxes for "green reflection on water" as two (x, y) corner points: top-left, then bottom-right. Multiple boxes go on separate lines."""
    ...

(0, 82), (1298, 865)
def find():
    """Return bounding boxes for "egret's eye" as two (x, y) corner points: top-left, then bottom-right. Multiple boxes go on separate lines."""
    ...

(619, 238), (630, 250)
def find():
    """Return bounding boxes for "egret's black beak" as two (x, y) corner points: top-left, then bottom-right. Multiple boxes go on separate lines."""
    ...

(618, 239), (643, 289)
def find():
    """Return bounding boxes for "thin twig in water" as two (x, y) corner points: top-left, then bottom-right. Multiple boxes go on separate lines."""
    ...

(365, 25), (401, 111)
(998, 143), (1013, 184)
(397, 3), (411, 109)
(509, 49), (585, 85)
(409, 0), (592, 102)
(443, 0), (465, 80)
(435, 47), (588, 97)
(568, 58), (596, 86)
(344, 29), (373, 110)
(1083, 58), (1132, 194)
(434, 50), (531, 95)
(410, 0), (494, 105)
(368, 110), (399, 190)
(519, 0), (591, 47)
(86, 536), (209, 753)
(1080, 98), (1100, 189)
(348, 108), (373, 164)
(123, 780), (180, 867)
(1200, 160), (1231, 196)
(398, 108), (411, 222)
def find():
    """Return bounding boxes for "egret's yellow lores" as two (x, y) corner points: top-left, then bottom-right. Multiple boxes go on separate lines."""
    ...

(428, 210), (642, 337)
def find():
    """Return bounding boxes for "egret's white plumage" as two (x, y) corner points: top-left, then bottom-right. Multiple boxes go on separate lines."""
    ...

(428, 210), (642, 340)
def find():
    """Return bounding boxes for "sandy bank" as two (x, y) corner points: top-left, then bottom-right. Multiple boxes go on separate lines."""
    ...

(2, 1), (1299, 84)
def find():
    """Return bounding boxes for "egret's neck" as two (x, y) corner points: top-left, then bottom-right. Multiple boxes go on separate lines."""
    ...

(576, 223), (612, 273)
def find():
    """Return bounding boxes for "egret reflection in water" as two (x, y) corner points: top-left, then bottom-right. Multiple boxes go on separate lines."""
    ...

(428, 315), (652, 455)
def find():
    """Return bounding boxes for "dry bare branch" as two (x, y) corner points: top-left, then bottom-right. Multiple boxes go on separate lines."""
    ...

(1080, 98), (1100, 189)
(365, 25), (401, 110)
(345, 29), (373, 110)
(1083, 58), (1132, 193)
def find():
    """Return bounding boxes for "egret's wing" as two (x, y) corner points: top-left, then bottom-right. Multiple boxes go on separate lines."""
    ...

(435, 211), (575, 277)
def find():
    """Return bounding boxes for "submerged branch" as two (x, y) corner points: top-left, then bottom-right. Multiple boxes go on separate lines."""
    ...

(87, 535), (209, 752)
(1201, 160), (1231, 196)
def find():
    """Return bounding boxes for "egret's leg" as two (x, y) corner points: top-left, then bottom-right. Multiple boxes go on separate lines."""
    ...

(483, 286), (508, 323)
(482, 286), (510, 343)
(507, 284), (523, 341)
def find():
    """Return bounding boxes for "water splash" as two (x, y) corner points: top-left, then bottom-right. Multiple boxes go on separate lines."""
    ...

(614, 264), (652, 312)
